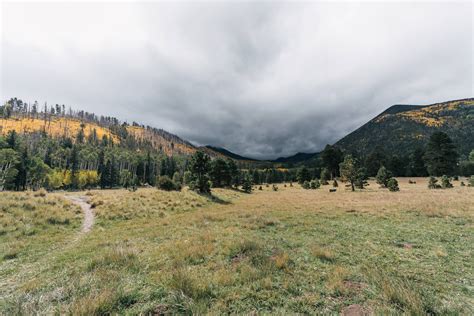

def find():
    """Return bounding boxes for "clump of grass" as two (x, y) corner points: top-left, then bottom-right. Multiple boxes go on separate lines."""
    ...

(169, 269), (215, 301)
(272, 250), (291, 271)
(311, 245), (335, 262)
(33, 189), (47, 197)
(70, 288), (139, 315)
(88, 246), (140, 272)
(326, 266), (350, 296)
(367, 268), (440, 314)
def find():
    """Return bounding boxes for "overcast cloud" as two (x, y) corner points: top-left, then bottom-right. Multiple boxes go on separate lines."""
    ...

(1, 1), (472, 159)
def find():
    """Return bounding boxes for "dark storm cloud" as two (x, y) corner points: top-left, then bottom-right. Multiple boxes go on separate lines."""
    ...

(1, 1), (472, 159)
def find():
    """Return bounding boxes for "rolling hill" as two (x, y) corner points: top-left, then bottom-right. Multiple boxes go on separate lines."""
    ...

(0, 102), (251, 162)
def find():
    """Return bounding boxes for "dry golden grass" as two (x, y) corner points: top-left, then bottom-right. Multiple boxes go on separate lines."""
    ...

(1, 179), (473, 314)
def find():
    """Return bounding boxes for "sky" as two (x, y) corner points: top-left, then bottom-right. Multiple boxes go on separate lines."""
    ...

(1, 1), (472, 159)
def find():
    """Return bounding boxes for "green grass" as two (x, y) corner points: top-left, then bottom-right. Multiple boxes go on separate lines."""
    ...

(0, 180), (473, 314)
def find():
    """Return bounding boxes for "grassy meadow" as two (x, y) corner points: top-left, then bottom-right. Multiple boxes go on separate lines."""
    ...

(0, 178), (473, 314)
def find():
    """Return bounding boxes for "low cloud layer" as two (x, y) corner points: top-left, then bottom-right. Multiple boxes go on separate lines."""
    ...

(1, 1), (472, 159)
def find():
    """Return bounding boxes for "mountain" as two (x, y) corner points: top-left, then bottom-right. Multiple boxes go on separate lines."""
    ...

(272, 152), (319, 163)
(204, 146), (257, 161)
(335, 98), (474, 157)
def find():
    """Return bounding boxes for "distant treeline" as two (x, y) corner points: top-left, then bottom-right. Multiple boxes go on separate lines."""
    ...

(1, 97), (472, 192)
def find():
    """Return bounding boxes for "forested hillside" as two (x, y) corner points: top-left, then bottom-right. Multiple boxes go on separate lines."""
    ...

(335, 98), (474, 158)
(0, 98), (289, 191)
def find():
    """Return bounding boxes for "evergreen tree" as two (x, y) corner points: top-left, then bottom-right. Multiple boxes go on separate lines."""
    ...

(375, 166), (392, 188)
(14, 147), (29, 191)
(70, 145), (80, 189)
(296, 166), (312, 184)
(321, 144), (343, 178)
(188, 151), (211, 194)
(364, 147), (387, 177)
(98, 150), (107, 189)
(210, 158), (231, 187)
(109, 156), (119, 187)
(227, 159), (239, 187)
(408, 147), (427, 177)
(423, 132), (458, 176)
(242, 173), (252, 193)
(145, 151), (156, 185)
(6, 130), (18, 149)
(354, 167), (368, 189)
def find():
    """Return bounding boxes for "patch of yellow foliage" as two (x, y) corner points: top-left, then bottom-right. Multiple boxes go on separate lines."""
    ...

(376, 100), (474, 127)
(0, 117), (120, 143)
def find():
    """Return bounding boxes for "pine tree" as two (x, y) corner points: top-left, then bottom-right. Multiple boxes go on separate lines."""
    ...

(297, 166), (311, 184)
(98, 150), (107, 189)
(70, 145), (80, 189)
(321, 144), (343, 178)
(375, 166), (392, 188)
(242, 173), (252, 193)
(423, 132), (458, 176)
(408, 147), (427, 176)
(188, 151), (211, 194)
(210, 158), (231, 187)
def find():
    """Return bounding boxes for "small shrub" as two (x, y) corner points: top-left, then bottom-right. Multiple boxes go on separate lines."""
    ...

(468, 176), (474, 187)
(302, 181), (310, 189)
(387, 178), (399, 192)
(460, 181), (465, 187)
(441, 175), (453, 189)
(332, 179), (338, 187)
(428, 177), (441, 189)
(310, 179), (320, 189)
(452, 175), (459, 181)
(272, 184), (278, 191)
(157, 176), (179, 191)
(258, 186), (262, 190)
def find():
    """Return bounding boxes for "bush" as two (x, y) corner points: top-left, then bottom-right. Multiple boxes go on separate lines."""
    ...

(387, 178), (399, 192)
(376, 166), (392, 188)
(460, 181), (465, 187)
(302, 181), (310, 189)
(272, 184), (278, 191)
(157, 176), (179, 191)
(310, 179), (320, 189)
(428, 177), (441, 189)
(441, 175), (453, 189)
(332, 179), (338, 187)
(469, 176), (474, 187)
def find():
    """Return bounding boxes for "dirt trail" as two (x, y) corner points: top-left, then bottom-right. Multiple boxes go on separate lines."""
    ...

(0, 195), (94, 297)
(65, 195), (94, 233)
